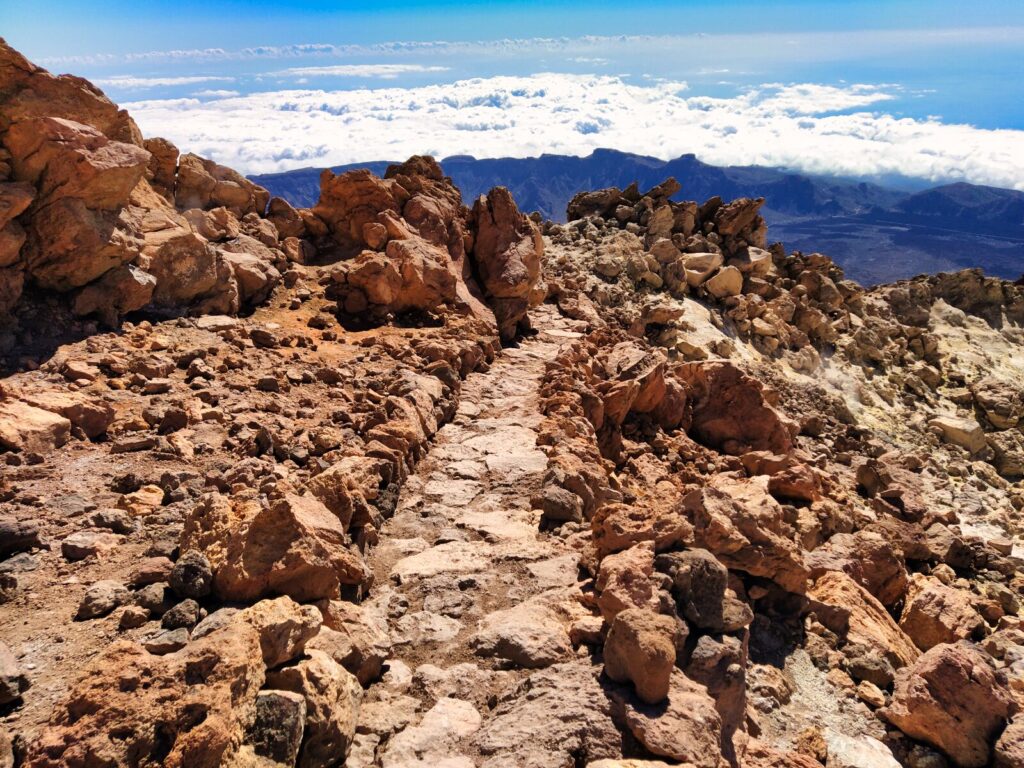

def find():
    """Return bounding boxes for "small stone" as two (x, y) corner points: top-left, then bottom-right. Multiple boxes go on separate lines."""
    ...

(161, 599), (203, 630)
(76, 580), (129, 620)
(143, 627), (189, 654)
(118, 605), (151, 630)
(61, 530), (122, 561)
(248, 689), (307, 764)
(0, 641), (29, 705)
(169, 550), (213, 599)
(856, 680), (886, 708)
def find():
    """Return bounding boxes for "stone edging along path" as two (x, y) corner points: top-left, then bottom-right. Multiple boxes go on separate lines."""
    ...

(350, 304), (620, 768)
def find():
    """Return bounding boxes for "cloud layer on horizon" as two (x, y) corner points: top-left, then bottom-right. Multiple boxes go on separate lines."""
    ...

(122, 73), (1024, 190)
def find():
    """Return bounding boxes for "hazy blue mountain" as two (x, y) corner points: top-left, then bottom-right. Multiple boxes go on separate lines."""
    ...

(251, 150), (1024, 285)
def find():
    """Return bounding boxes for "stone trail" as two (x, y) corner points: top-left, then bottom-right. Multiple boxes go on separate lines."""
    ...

(352, 306), (598, 767)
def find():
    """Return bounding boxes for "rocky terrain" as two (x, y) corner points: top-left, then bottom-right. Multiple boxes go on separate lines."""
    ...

(252, 150), (1024, 285)
(3, 38), (1024, 768)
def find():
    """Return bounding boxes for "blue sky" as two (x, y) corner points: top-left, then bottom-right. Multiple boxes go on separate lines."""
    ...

(4, 1), (1023, 187)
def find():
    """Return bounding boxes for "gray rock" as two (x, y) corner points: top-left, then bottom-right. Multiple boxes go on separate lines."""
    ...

(0, 642), (29, 705)
(143, 627), (189, 654)
(169, 550), (213, 599)
(161, 598), (203, 630)
(76, 580), (129, 620)
(0, 516), (41, 558)
(473, 662), (620, 768)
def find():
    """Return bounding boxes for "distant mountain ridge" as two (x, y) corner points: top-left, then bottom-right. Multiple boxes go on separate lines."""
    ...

(251, 150), (1024, 285)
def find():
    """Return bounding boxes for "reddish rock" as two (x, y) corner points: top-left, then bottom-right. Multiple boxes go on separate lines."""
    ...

(684, 475), (809, 593)
(212, 493), (371, 602)
(808, 571), (920, 669)
(899, 573), (986, 651)
(611, 668), (723, 768)
(603, 608), (678, 704)
(882, 641), (1013, 767)
(0, 39), (143, 144)
(470, 186), (543, 340)
(806, 530), (908, 606)
(0, 400), (71, 453)
(676, 361), (796, 455)
(5, 117), (149, 209)
(24, 624), (265, 768)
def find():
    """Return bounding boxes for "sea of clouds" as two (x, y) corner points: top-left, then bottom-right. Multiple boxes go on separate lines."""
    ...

(120, 73), (1024, 189)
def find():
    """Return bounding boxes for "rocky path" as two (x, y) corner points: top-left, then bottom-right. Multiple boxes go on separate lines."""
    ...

(350, 306), (603, 767)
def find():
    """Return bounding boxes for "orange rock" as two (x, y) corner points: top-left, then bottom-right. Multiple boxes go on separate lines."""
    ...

(882, 641), (1013, 768)
(24, 624), (265, 767)
(808, 571), (919, 669)
(684, 475), (809, 593)
(899, 573), (986, 651)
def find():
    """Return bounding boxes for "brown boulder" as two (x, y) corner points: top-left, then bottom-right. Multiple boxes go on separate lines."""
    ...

(313, 168), (401, 248)
(808, 571), (919, 669)
(611, 668), (723, 768)
(265, 649), (362, 768)
(684, 475), (809, 593)
(806, 530), (908, 606)
(0, 39), (142, 144)
(603, 608), (678, 704)
(5, 117), (149, 209)
(0, 180), (34, 229)
(470, 186), (543, 339)
(72, 262), (156, 322)
(304, 455), (384, 530)
(0, 400), (71, 453)
(23, 198), (143, 290)
(25, 624), (264, 768)
(174, 153), (268, 215)
(596, 541), (665, 621)
(212, 493), (370, 602)
(677, 361), (795, 455)
(882, 641), (1013, 767)
(143, 136), (178, 199)
(899, 573), (986, 651)
(346, 235), (457, 313)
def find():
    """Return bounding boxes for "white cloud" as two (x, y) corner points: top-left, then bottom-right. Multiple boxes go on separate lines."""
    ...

(273, 64), (450, 79)
(123, 73), (1024, 190)
(193, 89), (241, 98)
(93, 75), (234, 89)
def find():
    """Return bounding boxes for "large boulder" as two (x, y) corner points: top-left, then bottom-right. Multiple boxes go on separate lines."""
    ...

(264, 649), (362, 768)
(216, 494), (370, 601)
(808, 571), (920, 670)
(610, 668), (723, 768)
(0, 38), (142, 144)
(346, 235), (457, 313)
(676, 361), (796, 455)
(25, 624), (265, 767)
(470, 186), (543, 340)
(806, 530), (908, 607)
(5, 117), (149, 209)
(683, 476), (809, 593)
(898, 574), (985, 651)
(603, 608), (678, 704)
(174, 153), (268, 216)
(882, 641), (1014, 767)
(313, 167), (402, 249)
(0, 400), (71, 453)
